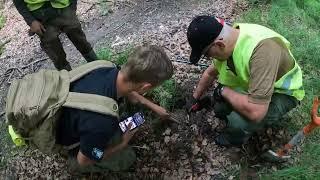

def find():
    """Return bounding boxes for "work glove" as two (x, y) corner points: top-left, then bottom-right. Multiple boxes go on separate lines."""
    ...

(213, 83), (225, 102)
(186, 95), (213, 114)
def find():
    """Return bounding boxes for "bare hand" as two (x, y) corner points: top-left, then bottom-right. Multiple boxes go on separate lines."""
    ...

(156, 106), (181, 123)
(156, 106), (171, 120)
(121, 123), (138, 146)
(30, 20), (46, 36)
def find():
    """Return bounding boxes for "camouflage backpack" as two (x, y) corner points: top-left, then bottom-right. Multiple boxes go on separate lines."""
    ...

(5, 60), (119, 154)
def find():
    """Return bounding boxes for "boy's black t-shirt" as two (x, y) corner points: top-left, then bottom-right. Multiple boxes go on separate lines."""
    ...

(56, 67), (120, 162)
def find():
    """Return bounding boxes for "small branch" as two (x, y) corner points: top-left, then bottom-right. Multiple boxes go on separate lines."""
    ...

(112, 22), (126, 32)
(0, 58), (49, 88)
(21, 58), (49, 69)
(80, 0), (94, 4)
(0, 39), (11, 48)
(81, 3), (96, 15)
(132, 145), (149, 150)
(7, 70), (14, 84)
(14, 67), (23, 76)
(168, 113), (181, 124)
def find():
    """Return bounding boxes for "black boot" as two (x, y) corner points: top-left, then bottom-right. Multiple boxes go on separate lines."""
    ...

(63, 64), (72, 71)
(214, 129), (250, 147)
(83, 50), (98, 62)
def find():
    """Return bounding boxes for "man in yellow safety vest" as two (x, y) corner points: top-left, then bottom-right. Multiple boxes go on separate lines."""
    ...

(186, 15), (304, 146)
(13, 0), (98, 70)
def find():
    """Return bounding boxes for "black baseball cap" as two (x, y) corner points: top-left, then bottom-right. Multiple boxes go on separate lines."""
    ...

(187, 15), (224, 64)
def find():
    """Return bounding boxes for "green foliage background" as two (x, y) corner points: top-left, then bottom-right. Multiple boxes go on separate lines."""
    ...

(239, 0), (320, 178)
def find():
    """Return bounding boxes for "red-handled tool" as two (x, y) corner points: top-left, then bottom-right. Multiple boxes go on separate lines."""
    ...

(263, 96), (320, 161)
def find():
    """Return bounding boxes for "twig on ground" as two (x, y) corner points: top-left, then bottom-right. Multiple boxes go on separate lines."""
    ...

(112, 22), (126, 32)
(0, 67), (21, 80)
(168, 113), (181, 124)
(163, 46), (173, 53)
(80, 0), (94, 4)
(21, 58), (49, 69)
(132, 145), (149, 150)
(0, 39), (11, 48)
(81, 3), (96, 15)
(0, 58), (49, 87)
(14, 67), (23, 76)
(7, 70), (14, 84)
(145, 7), (157, 15)
(2, 67), (17, 75)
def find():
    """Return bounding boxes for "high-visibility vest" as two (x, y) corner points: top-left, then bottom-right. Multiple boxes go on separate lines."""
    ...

(214, 23), (305, 101)
(24, 0), (70, 11)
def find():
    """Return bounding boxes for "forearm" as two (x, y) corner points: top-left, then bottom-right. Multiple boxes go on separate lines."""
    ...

(193, 65), (217, 99)
(13, 0), (36, 26)
(222, 87), (268, 122)
(132, 92), (166, 115)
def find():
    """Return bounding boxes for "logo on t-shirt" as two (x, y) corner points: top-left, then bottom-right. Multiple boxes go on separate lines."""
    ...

(92, 147), (104, 160)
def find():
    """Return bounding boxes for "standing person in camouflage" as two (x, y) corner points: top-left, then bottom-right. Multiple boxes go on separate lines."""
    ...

(13, 0), (98, 70)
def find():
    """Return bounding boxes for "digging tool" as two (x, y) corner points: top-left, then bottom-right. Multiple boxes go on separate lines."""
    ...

(129, 92), (182, 123)
(173, 59), (209, 68)
(142, 97), (181, 124)
(262, 96), (320, 162)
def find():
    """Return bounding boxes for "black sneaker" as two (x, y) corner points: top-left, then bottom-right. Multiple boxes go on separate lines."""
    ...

(214, 134), (243, 147)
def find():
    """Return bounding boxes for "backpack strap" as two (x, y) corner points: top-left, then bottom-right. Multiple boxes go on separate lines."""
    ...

(69, 60), (116, 83)
(62, 92), (119, 118)
(61, 61), (118, 151)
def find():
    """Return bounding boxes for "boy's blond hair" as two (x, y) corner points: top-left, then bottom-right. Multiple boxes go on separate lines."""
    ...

(122, 45), (173, 85)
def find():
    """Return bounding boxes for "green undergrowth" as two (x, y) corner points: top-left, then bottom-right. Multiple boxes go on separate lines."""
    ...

(0, 8), (5, 55)
(0, 13), (4, 29)
(96, 47), (131, 67)
(239, 0), (320, 178)
(148, 79), (182, 111)
(98, 0), (113, 16)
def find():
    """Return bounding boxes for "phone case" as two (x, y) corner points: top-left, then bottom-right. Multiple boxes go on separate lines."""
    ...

(119, 112), (145, 132)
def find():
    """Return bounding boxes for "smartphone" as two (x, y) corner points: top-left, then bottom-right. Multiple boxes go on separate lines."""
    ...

(119, 112), (145, 132)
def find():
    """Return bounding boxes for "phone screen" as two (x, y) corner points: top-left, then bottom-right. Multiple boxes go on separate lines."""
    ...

(119, 112), (145, 132)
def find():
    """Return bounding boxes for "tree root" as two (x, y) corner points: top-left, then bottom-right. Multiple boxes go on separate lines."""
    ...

(0, 58), (49, 87)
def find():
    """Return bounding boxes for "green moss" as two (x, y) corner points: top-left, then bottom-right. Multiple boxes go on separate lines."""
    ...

(96, 47), (131, 66)
(148, 79), (181, 111)
(0, 13), (5, 29)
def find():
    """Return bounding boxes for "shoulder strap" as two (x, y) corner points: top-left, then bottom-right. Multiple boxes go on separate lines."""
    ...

(61, 61), (118, 151)
(69, 60), (116, 83)
(62, 92), (119, 118)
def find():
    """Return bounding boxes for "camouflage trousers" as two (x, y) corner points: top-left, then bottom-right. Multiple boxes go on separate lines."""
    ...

(32, 6), (96, 70)
(214, 93), (299, 145)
